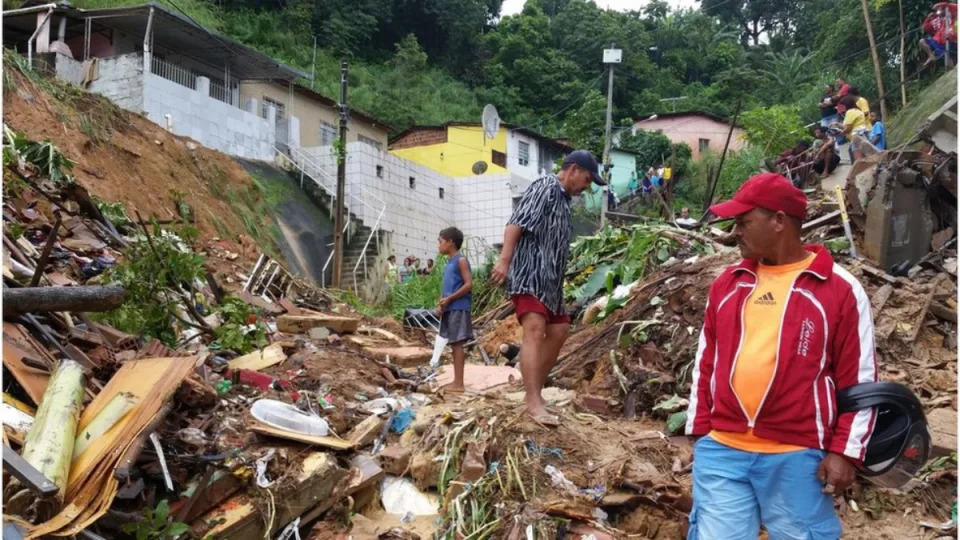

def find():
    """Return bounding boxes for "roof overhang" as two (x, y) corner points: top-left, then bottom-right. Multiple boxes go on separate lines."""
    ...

(2, 2), (308, 81)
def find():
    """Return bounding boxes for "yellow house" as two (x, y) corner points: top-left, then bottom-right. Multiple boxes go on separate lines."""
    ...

(389, 122), (571, 179)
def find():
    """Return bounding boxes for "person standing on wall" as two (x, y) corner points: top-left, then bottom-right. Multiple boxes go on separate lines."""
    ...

(491, 150), (605, 426)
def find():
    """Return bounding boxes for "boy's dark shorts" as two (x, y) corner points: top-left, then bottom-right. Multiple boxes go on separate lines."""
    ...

(439, 309), (473, 344)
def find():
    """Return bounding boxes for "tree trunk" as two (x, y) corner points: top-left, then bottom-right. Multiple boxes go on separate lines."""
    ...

(898, 0), (908, 107)
(861, 0), (889, 119)
(4, 285), (126, 317)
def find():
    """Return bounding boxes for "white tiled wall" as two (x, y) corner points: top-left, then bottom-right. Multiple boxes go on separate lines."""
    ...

(300, 143), (526, 262)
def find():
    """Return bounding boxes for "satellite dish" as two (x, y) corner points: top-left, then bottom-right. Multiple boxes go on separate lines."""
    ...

(472, 161), (488, 175)
(481, 104), (501, 142)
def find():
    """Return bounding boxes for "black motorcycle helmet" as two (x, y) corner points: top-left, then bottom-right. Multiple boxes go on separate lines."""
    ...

(836, 382), (931, 488)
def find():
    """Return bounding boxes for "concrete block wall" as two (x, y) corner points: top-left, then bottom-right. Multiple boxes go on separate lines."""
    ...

(53, 53), (84, 86)
(452, 173), (515, 249)
(86, 52), (144, 113)
(142, 72), (275, 160)
(300, 143), (522, 262)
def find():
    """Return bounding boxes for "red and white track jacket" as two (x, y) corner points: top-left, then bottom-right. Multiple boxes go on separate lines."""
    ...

(685, 245), (878, 465)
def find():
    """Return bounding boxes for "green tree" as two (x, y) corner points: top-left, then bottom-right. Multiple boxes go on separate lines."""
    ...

(739, 104), (807, 157)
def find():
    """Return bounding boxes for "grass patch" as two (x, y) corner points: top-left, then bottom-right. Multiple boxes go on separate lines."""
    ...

(4, 49), (125, 144)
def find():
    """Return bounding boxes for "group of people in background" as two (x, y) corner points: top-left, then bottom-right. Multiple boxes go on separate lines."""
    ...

(628, 165), (670, 200)
(775, 76), (889, 188)
(384, 254), (435, 285)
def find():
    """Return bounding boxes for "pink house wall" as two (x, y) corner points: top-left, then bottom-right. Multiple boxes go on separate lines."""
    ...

(632, 114), (745, 160)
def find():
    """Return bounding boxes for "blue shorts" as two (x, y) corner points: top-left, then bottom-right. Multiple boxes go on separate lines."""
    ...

(688, 436), (842, 540)
(926, 37), (957, 59)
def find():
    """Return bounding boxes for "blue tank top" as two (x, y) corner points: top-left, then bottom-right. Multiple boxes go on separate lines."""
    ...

(441, 254), (471, 311)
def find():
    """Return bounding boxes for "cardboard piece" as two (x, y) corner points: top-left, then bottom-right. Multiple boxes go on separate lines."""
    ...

(249, 420), (354, 451)
(435, 364), (522, 393)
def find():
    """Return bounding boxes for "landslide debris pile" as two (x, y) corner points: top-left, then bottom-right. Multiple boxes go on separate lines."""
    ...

(2, 52), (957, 540)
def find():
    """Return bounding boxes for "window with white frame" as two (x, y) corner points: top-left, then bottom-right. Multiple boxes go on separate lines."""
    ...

(320, 121), (337, 146)
(518, 141), (530, 166)
(358, 135), (383, 151)
(260, 97), (285, 120)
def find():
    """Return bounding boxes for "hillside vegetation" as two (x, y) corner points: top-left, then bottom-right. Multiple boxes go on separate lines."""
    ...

(59, 0), (947, 155)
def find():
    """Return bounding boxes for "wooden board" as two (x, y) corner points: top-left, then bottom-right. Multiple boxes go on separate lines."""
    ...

(191, 452), (345, 540)
(362, 346), (432, 368)
(249, 420), (355, 451)
(227, 343), (287, 372)
(276, 314), (360, 334)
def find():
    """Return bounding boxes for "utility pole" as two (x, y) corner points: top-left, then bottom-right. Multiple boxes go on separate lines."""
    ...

(600, 44), (621, 228)
(860, 0), (889, 120)
(332, 60), (348, 289)
(898, 0), (908, 107)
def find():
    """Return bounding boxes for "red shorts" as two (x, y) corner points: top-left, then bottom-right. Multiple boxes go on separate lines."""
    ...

(512, 294), (571, 325)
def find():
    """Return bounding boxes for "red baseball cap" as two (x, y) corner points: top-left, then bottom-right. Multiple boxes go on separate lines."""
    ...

(709, 172), (807, 220)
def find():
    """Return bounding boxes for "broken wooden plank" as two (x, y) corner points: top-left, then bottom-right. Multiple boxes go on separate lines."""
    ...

(67, 328), (104, 349)
(294, 453), (384, 528)
(362, 346), (432, 368)
(926, 407), (957, 457)
(276, 314), (360, 334)
(858, 263), (898, 285)
(907, 274), (947, 343)
(226, 343), (287, 372)
(4, 286), (125, 317)
(249, 420), (354, 451)
(871, 284), (895, 319)
(359, 326), (411, 346)
(346, 414), (385, 448)
(929, 301), (957, 323)
(190, 452), (345, 540)
(169, 469), (242, 524)
(801, 210), (842, 231)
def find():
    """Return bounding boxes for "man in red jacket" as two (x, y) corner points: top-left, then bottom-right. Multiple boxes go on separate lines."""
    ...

(684, 173), (877, 539)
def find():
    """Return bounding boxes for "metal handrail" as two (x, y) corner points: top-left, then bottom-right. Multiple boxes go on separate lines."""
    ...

(150, 55), (197, 90)
(274, 146), (387, 292)
(289, 145), (386, 212)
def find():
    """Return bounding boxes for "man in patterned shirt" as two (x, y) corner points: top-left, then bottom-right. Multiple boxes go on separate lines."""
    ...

(491, 150), (605, 425)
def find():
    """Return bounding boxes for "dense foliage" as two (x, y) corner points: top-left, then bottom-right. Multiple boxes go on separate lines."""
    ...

(70, 0), (945, 151)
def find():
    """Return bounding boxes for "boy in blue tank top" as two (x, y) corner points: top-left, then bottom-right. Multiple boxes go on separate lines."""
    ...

(436, 227), (473, 392)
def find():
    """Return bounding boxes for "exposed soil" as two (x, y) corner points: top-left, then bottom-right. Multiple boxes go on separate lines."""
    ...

(3, 64), (274, 289)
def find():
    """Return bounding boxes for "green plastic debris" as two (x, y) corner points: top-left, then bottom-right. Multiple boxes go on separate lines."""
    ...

(824, 237), (850, 254)
(215, 380), (232, 395)
(666, 411), (687, 434)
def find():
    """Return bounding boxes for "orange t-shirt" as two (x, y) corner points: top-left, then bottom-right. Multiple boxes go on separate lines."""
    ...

(710, 254), (815, 453)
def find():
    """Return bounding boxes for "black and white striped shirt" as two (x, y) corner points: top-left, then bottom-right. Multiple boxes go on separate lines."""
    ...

(506, 174), (572, 315)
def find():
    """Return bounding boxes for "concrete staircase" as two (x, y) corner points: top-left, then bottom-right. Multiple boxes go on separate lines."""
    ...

(276, 147), (390, 296)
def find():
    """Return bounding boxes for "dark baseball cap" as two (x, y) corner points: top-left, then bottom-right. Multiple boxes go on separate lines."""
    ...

(709, 172), (807, 220)
(562, 150), (606, 185)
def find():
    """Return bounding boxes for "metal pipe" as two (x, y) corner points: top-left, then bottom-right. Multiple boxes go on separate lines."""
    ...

(27, 8), (54, 68)
(2, 3), (57, 16)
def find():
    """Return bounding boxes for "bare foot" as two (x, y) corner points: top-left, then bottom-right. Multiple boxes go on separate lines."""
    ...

(525, 408), (560, 427)
(439, 384), (465, 396)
